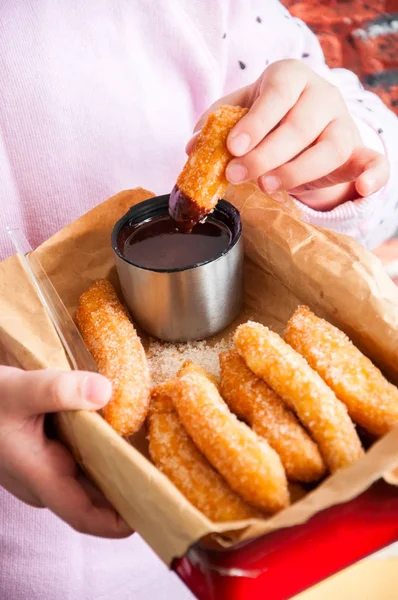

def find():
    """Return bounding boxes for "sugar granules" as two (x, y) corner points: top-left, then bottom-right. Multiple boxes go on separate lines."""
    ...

(147, 338), (232, 386)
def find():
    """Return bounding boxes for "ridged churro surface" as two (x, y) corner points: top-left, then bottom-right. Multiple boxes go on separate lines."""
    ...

(76, 279), (150, 436)
(170, 368), (290, 514)
(285, 306), (398, 438)
(148, 382), (262, 522)
(219, 349), (326, 482)
(234, 322), (364, 473)
(169, 105), (248, 229)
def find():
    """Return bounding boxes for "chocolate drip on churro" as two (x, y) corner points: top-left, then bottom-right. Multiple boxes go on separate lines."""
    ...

(168, 185), (208, 233)
(169, 105), (248, 232)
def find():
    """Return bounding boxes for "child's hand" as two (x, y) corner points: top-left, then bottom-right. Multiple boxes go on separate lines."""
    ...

(0, 366), (132, 538)
(190, 59), (389, 211)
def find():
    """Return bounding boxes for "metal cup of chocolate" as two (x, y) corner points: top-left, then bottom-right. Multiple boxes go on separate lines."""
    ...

(112, 194), (243, 342)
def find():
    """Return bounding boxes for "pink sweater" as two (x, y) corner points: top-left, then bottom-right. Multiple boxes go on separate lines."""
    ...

(1, 2), (397, 599)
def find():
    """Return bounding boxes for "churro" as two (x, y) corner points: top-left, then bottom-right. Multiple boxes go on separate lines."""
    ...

(177, 359), (219, 388)
(219, 350), (326, 482)
(76, 279), (151, 436)
(169, 105), (248, 231)
(170, 366), (290, 514)
(284, 306), (398, 438)
(234, 322), (364, 473)
(148, 381), (263, 522)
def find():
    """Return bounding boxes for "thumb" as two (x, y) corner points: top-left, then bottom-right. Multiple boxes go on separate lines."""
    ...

(0, 367), (112, 417)
(186, 85), (253, 155)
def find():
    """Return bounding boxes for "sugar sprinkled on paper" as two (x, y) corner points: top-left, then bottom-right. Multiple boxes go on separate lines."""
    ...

(147, 338), (232, 386)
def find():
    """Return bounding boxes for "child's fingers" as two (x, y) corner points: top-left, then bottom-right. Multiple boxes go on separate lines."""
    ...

(0, 469), (44, 507)
(185, 85), (253, 155)
(192, 85), (252, 134)
(2, 411), (133, 538)
(299, 148), (389, 196)
(32, 439), (133, 538)
(0, 367), (112, 418)
(227, 68), (306, 157)
(258, 119), (354, 193)
(226, 88), (332, 183)
(355, 153), (390, 196)
(268, 146), (389, 198)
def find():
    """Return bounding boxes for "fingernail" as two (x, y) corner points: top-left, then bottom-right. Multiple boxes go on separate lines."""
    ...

(83, 374), (112, 407)
(226, 163), (248, 184)
(261, 175), (281, 193)
(229, 133), (251, 156)
(363, 178), (376, 195)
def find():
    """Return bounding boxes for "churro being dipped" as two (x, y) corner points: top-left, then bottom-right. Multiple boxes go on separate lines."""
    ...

(284, 306), (398, 438)
(234, 322), (364, 473)
(76, 279), (151, 437)
(170, 365), (290, 514)
(219, 349), (326, 482)
(169, 105), (248, 231)
(148, 380), (263, 522)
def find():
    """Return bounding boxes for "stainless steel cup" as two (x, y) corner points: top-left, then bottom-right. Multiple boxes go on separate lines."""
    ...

(111, 194), (243, 342)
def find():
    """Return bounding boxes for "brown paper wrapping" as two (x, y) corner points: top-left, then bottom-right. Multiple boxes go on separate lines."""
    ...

(1, 183), (398, 566)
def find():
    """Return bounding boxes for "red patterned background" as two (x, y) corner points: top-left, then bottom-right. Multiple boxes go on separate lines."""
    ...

(282, 0), (398, 114)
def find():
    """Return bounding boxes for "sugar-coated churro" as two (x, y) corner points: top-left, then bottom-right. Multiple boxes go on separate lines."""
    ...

(219, 350), (326, 482)
(177, 359), (219, 388)
(234, 322), (364, 473)
(170, 367), (290, 514)
(169, 105), (248, 231)
(284, 306), (398, 438)
(148, 381), (263, 522)
(76, 279), (151, 437)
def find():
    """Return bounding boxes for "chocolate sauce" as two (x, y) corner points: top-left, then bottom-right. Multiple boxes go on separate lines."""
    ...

(119, 214), (231, 270)
(168, 185), (208, 233)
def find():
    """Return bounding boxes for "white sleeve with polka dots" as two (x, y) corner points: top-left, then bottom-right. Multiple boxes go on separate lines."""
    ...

(224, 0), (398, 249)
